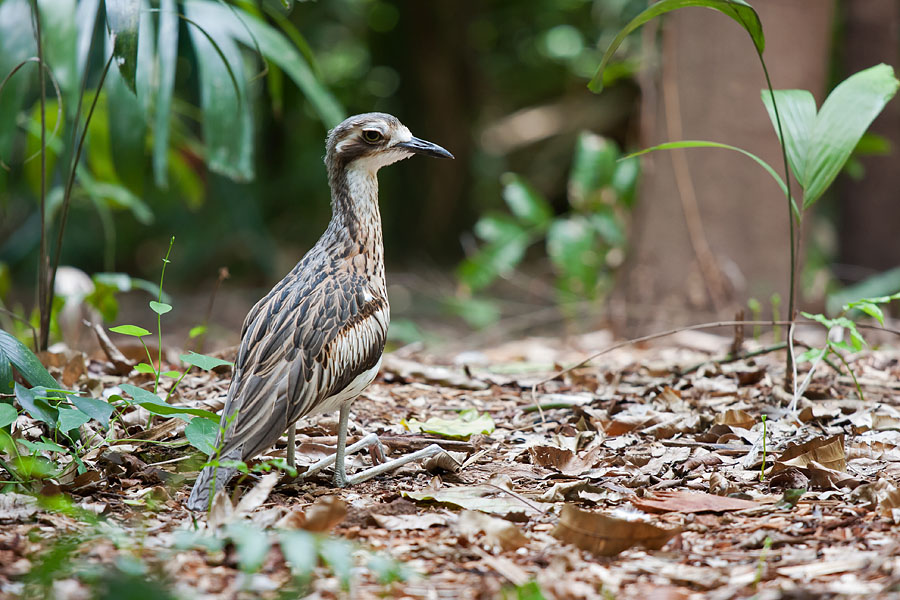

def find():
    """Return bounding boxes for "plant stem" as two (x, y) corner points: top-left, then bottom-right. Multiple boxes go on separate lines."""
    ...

(155, 237), (176, 393)
(756, 54), (798, 388)
(30, 1), (48, 351)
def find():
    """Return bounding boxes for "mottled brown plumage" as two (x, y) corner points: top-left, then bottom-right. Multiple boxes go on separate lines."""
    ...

(187, 114), (452, 511)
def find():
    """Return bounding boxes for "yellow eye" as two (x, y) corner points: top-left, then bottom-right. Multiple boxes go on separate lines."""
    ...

(362, 129), (383, 144)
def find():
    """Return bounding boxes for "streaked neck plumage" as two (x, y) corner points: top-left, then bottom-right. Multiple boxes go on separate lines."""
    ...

(324, 157), (385, 285)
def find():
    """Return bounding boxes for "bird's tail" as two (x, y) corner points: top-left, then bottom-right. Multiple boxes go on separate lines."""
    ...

(185, 447), (242, 511)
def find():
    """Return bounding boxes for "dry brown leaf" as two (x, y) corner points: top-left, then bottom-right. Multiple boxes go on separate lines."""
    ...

(773, 435), (846, 473)
(708, 472), (738, 496)
(234, 472), (279, 516)
(632, 490), (757, 514)
(714, 409), (754, 429)
(371, 512), (448, 531)
(207, 490), (234, 529)
(296, 496), (347, 532)
(0, 493), (39, 521)
(456, 510), (528, 552)
(528, 444), (602, 476)
(551, 504), (680, 557)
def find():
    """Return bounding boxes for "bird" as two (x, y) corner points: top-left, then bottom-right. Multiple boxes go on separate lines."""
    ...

(186, 113), (453, 511)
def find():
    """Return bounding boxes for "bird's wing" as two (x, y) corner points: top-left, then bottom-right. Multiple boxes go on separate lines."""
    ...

(216, 262), (388, 461)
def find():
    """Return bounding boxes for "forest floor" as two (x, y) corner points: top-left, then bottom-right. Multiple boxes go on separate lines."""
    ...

(2, 325), (900, 599)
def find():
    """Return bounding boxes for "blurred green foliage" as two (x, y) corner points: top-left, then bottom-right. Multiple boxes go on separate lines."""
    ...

(1, 0), (646, 298)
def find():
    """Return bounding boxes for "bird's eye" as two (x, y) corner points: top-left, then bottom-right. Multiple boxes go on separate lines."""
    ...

(361, 129), (383, 144)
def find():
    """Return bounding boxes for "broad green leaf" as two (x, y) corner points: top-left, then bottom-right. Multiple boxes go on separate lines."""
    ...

(589, 0), (763, 92)
(119, 384), (219, 420)
(134, 362), (156, 374)
(19, 438), (68, 454)
(473, 213), (527, 244)
(0, 330), (58, 389)
(184, 416), (218, 454)
(110, 324), (151, 337)
(826, 266), (900, 315)
(611, 155), (639, 207)
(226, 522), (271, 573)
(161, 370), (182, 378)
(568, 132), (617, 208)
(501, 173), (552, 228)
(75, 0), (101, 83)
(546, 216), (600, 297)
(456, 232), (531, 292)
(37, 0), (78, 102)
(796, 347), (826, 364)
(71, 395), (113, 428)
(625, 141), (795, 217)
(180, 351), (233, 370)
(105, 0), (141, 93)
(57, 406), (90, 432)
(93, 272), (170, 302)
(0, 404), (17, 429)
(404, 409), (495, 440)
(15, 384), (58, 426)
(319, 538), (354, 590)
(188, 325), (207, 339)
(153, 0), (179, 186)
(760, 89), (816, 186)
(442, 296), (500, 330)
(105, 27), (147, 192)
(0, 0), (36, 171)
(0, 344), (12, 396)
(279, 530), (317, 577)
(185, 1), (254, 181)
(803, 64), (900, 207)
(187, 0), (344, 127)
(149, 301), (172, 315)
(845, 301), (884, 325)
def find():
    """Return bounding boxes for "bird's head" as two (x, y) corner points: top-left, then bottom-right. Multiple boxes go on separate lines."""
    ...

(325, 113), (453, 175)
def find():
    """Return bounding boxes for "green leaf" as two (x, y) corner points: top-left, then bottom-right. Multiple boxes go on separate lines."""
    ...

(319, 538), (354, 590)
(803, 64), (899, 207)
(589, 0), (763, 92)
(546, 216), (600, 297)
(109, 324), (151, 337)
(186, 0), (344, 128)
(624, 140), (795, 217)
(611, 155), (639, 207)
(105, 26), (147, 192)
(226, 522), (271, 573)
(500, 173), (552, 228)
(0, 0), (36, 170)
(94, 273), (171, 302)
(134, 363), (156, 374)
(180, 351), (233, 371)
(184, 1), (254, 181)
(760, 89), (817, 186)
(280, 530), (317, 577)
(152, 0), (179, 186)
(568, 132), (617, 207)
(188, 325), (207, 339)
(105, 0), (141, 93)
(19, 438), (68, 454)
(796, 347), (826, 364)
(15, 384), (58, 426)
(184, 417), (218, 454)
(78, 169), (154, 224)
(473, 213), (527, 243)
(0, 404), (17, 429)
(846, 301), (884, 325)
(442, 296), (500, 330)
(404, 409), (495, 440)
(70, 395), (113, 428)
(0, 330), (58, 389)
(119, 384), (219, 420)
(149, 301), (172, 315)
(161, 370), (182, 378)
(57, 407), (90, 432)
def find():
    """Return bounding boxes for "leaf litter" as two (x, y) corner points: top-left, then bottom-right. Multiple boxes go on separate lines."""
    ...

(1, 330), (900, 598)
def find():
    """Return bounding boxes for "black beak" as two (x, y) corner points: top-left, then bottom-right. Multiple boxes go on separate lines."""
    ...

(396, 137), (454, 159)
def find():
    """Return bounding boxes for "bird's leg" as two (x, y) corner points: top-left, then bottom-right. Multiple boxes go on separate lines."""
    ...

(333, 403), (351, 487)
(286, 425), (296, 470)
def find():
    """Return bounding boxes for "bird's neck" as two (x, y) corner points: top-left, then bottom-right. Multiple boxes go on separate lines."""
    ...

(327, 164), (385, 269)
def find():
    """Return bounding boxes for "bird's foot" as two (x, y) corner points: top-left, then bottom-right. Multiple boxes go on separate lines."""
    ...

(344, 443), (446, 486)
(299, 433), (385, 483)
